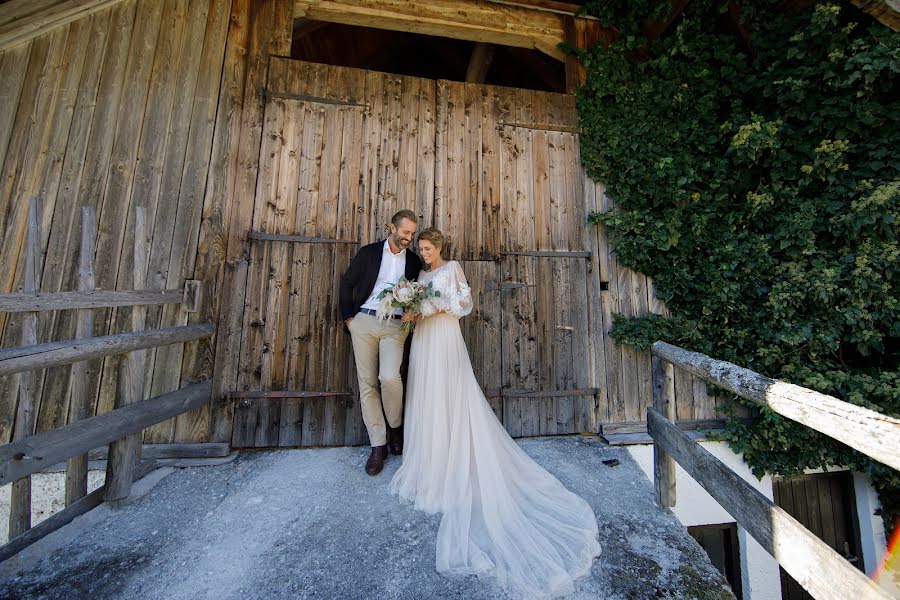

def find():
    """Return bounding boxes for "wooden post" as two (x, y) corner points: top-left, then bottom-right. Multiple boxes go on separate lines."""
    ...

(9, 197), (42, 538)
(647, 408), (893, 600)
(65, 207), (96, 506)
(651, 355), (676, 507)
(105, 207), (148, 502)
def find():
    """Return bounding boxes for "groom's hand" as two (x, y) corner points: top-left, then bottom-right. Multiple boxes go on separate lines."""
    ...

(344, 318), (353, 327)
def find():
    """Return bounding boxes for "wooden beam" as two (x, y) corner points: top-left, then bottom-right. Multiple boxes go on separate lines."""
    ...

(0, 323), (215, 376)
(465, 42), (495, 82)
(652, 341), (900, 472)
(247, 231), (357, 244)
(9, 197), (42, 539)
(0, 459), (159, 564)
(0, 289), (185, 312)
(294, 0), (568, 61)
(651, 356), (676, 507)
(847, 0), (900, 31)
(647, 408), (892, 600)
(105, 207), (149, 502)
(0, 381), (212, 487)
(0, 0), (129, 52)
(65, 207), (97, 506)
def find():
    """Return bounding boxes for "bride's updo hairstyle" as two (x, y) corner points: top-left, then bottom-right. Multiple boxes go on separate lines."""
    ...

(418, 227), (449, 259)
(419, 227), (447, 256)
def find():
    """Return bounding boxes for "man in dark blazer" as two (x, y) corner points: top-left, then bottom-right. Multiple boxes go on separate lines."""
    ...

(340, 210), (423, 475)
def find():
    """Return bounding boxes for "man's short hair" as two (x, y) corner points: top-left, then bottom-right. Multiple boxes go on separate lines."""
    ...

(391, 209), (417, 227)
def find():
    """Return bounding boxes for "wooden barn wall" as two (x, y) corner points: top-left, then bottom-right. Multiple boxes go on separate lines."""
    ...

(0, 0), (731, 447)
(0, 0), (246, 445)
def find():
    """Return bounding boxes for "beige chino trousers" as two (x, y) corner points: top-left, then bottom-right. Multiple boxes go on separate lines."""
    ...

(347, 312), (408, 447)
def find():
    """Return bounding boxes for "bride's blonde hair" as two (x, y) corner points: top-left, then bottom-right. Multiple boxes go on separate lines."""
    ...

(418, 227), (450, 261)
(418, 227), (445, 250)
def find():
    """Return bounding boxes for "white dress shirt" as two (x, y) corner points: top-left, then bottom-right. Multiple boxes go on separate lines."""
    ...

(361, 240), (407, 315)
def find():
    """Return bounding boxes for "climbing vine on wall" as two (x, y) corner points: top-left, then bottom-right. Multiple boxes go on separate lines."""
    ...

(576, 0), (899, 532)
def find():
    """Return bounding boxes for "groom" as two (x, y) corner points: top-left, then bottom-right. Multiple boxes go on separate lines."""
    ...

(339, 210), (422, 475)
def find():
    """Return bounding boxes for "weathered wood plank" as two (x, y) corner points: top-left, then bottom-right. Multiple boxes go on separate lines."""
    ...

(653, 341), (900, 472)
(9, 198), (42, 538)
(294, 0), (566, 60)
(0, 43), (31, 180)
(170, 0), (233, 445)
(0, 381), (209, 487)
(646, 407), (891, 600)
(65, 207), (97, 506)
(105, 207), (150, 501)
(582, 171), (608, 427)
(0, 324), (215, 376)
(93, 0), (164, 420)
(595, 182), (624, 423)
(196, 0), (252, 445)
(651, 355), (676, 507)
(0, 289), (185, 312)
(0, 0), (128, 53)
(141, 0), (206, 444)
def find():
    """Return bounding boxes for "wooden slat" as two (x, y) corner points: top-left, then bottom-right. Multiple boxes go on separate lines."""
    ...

(0, 324), (215, 376)
(653, 341), (900, 472)
(199, 0), (252, 446)
(9, 198), (42, 538)
(65, 207), (96, 506)
(0, 381), (211, 487)
(92, 0), (164, 421)
(651, 355), (676, 507)
(583, 171), (609, 427)
(105, 207), (150, 502)
(0, 43), (31, 178)
(595, 182), (625, 423)
(0, 458), (159, 564)
(139, 0), (201, 445)
(0, 0), (129, 52)
(0, 289), (185, 312)
(499, 250), (591, 258)
(170, 0), (232, 445)
(247, 232), (357, 243)
(31, 12), (109, 441)
(294, 0), (567, 61)
(647, 407), (891, 600)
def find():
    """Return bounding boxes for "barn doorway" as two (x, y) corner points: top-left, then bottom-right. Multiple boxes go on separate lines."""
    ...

(228, 56), (602, 448)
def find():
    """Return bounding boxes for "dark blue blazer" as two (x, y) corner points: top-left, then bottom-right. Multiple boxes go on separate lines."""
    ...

(339, 240), (423, 321)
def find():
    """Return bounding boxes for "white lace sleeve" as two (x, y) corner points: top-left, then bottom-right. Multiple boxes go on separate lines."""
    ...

(446, 261), (473, 318)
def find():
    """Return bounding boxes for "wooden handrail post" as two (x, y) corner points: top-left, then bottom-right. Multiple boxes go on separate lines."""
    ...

(65, 207), (96, 506)
(9, 197), (42, 538)
(651, 355), (676, 507)
(105, 207), (148, 503)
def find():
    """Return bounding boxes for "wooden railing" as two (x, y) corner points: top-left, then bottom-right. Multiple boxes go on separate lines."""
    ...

(0, 199), (214, 560)
(648, 341), (899, 600)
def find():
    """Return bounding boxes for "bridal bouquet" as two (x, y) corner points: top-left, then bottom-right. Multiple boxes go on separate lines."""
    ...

(376, 277), (440, 332)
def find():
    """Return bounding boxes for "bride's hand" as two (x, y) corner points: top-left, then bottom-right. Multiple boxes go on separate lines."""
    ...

(401, 311), (422, 322)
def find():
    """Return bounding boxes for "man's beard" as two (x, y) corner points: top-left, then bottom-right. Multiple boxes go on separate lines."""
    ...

(392, 233), (410, 248)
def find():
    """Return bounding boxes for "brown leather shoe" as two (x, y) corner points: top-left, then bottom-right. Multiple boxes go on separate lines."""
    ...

(388, 425), (403, 456)
(365, 445), (389, 476)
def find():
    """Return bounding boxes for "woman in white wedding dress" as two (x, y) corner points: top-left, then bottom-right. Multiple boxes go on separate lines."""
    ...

(389, 228), (601, 599)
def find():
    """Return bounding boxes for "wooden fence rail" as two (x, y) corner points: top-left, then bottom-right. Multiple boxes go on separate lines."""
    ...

(0, 202), (215, 555)
(648, 341), (895, 600)
(0, 381), (212, 487)
(0, 289), (185, 312)
(0, 323), (215, 376)
(651, 341), (900, 472)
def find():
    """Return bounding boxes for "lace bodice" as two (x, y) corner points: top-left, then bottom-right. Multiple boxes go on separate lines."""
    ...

(418, 261), (473, 318)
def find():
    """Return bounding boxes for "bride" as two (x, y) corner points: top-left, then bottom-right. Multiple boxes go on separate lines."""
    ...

(389, 228), (601, 598)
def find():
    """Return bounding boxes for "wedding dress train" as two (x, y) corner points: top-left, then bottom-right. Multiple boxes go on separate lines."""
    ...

(389, 261), (601, 598)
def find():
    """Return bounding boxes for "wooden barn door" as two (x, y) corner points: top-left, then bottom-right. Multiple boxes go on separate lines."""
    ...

(231, 58), (435, 448)
(433, 82), (600, 438)
(230, 60), (601, 447)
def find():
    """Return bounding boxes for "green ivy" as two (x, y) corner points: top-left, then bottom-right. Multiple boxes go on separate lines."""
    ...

(577, 0), (900, 533)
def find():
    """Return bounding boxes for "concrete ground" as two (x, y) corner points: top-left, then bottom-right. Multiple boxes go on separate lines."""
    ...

(0, 437), (734, 599)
